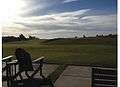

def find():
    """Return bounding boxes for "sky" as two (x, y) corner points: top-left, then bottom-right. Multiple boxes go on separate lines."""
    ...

(1, 0), (117, 39)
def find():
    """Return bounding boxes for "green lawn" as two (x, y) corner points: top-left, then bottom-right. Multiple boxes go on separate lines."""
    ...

(2, 39), (117, 67)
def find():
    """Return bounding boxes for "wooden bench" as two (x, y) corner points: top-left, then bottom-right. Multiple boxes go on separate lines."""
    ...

(92, 67), (117, 87)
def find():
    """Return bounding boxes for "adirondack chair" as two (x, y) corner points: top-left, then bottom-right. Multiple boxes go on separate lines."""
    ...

(12, 48), (45, 80)
(2, 48), (46, 87)
(92, 67), (117, 87)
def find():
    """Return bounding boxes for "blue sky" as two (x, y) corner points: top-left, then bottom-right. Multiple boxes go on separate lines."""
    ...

(2, 0), (117, 38)
(22, 0), (117, 16)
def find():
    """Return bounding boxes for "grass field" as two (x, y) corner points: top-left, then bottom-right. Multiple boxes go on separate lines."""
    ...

(2, 38), (117, 67)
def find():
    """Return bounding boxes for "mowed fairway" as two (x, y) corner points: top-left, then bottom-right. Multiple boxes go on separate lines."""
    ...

(3, 39), (117, 67)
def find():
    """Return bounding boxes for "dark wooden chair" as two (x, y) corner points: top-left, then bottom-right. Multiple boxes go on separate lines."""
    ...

(2, 55), (45, 87)
(12, 56), (45, 79)
(92, 67), (117, 87)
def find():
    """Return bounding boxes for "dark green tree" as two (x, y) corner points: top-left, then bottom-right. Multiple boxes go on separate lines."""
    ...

(19, 34), (26, 41)
(83, 35), (86, 38)
(29, 35), (33, 39)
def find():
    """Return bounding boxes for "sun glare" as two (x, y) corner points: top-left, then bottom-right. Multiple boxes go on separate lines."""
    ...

(0, 0), (25, 26)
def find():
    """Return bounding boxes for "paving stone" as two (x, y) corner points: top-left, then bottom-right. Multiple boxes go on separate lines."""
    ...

(62, 66), (91, 78)
(55, 76), (91, 87)
(54, 66), (92, 87)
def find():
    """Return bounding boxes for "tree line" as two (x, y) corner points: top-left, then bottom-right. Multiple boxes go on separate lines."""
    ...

(2, 34), (39, 43)
(74, 34), (117, 39)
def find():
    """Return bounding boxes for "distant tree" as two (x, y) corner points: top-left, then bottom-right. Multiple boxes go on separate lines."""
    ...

(108, 34), (113, 37)
(107, 34), (117, 38)
(18, 34), (26, 41)
(83, 35), (86, 38)
(96, 34), (99, 37)
(75, 36), (78, 39)
(29, 35), (33, 40)
(28, 35), (39, 40)
(2, 36), (19, 42)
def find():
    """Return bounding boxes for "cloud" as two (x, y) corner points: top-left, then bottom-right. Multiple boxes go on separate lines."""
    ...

(11, 9), (90, 30)
(14, 9), (116, 29)
(2, 9), (117, 38)
(62, 0), (78, 3)
(20, 0), (61, 17)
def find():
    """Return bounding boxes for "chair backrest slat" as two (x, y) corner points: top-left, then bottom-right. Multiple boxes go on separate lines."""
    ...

(92, 67), (117, 87)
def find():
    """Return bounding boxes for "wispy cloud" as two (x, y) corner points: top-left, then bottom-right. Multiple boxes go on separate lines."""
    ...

(19, 0), (60, 17)
(2, 0), (116, 38)
(62, 0), (78, 3)
(2, 9), (116, 38)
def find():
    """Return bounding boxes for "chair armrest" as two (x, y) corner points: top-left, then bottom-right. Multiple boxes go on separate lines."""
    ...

(7, 60), (18, 65)
(32, 56), (45, 63)
(2, 55), (13, 62)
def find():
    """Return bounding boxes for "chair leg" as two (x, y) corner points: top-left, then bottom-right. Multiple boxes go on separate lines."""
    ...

(40, 68), (45, 79)
(30, 65), (45, 79)
(13, 71), (23, 80)
(30, 67), (40, 78)
(25, 71), (31, 79)
(19, 73), (23, 80)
